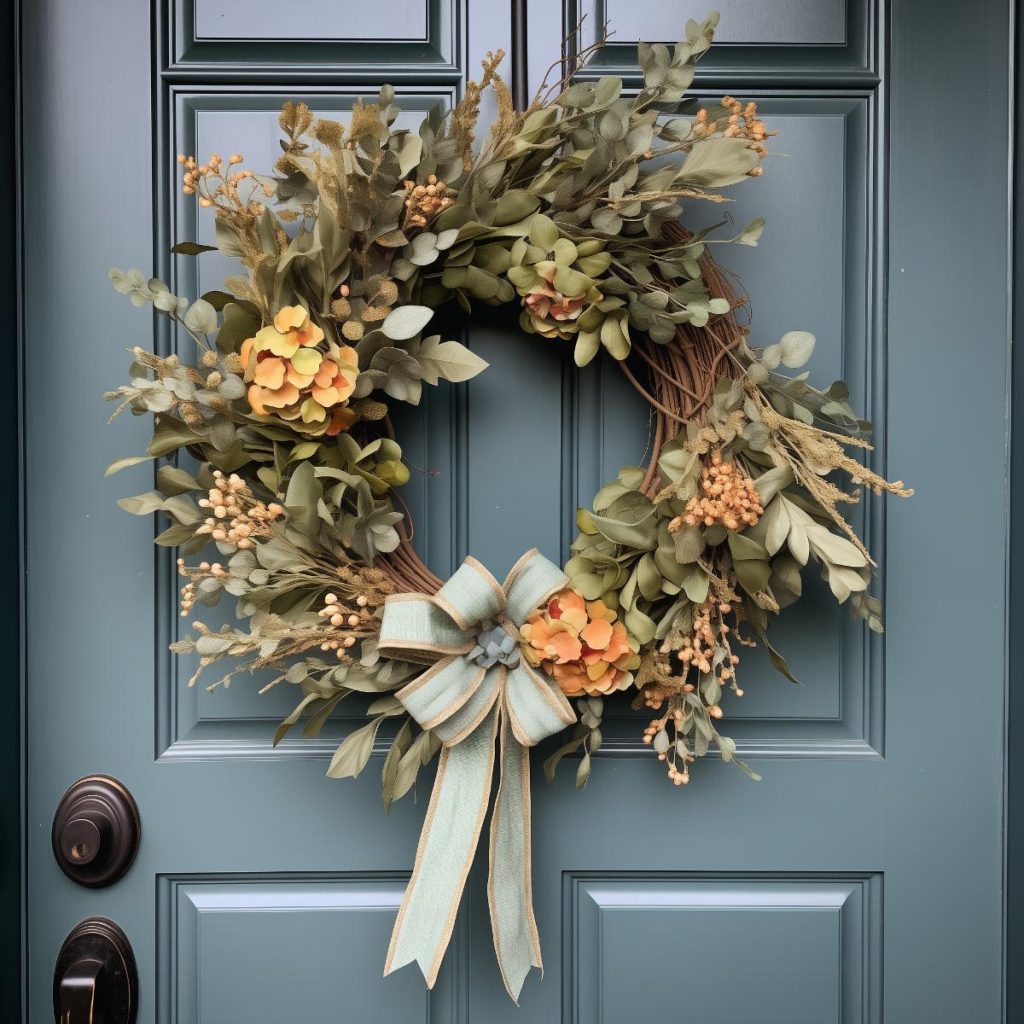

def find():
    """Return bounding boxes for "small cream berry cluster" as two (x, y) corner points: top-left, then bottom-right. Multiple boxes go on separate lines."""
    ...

(692, 98), (768, 172)
(177, 152), (273, 214)
(719, 96), (767, 145)
(195, 470), (284, 549)
(676, 599), (741, 700)
(318, 591), (373, 661)
(176, 558), (229, 617)
(402, 175), (455, 229)
(642, 709), (696, 786)
(638, 595), (751, 786)
(674, 451), (763, 532)
(640, 682), (679, 710)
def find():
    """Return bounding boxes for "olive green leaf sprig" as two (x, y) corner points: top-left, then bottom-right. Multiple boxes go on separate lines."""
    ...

(390, 12), (770, 365)
(555, 331), (910, 787)
(132, 460), (440, 802)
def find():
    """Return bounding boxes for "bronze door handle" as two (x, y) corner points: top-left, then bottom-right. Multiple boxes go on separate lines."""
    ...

(53, 919), (137, 1023)
(57, 956), (102, 1023)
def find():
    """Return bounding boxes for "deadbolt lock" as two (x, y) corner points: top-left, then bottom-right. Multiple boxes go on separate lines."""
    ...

(52, 775), (140, 888)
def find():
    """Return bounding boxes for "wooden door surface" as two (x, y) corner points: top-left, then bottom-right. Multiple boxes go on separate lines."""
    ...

(22, 1), (1011, 1021)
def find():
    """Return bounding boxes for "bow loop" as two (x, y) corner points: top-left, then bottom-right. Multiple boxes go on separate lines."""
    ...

(377, 595), (473, 663)
(431, 667), (503, 747)
(433, 556), (506, 630)
(503, 662), (575, 748)
(502, 548), (570, 627)
(395, 656), (485, 733)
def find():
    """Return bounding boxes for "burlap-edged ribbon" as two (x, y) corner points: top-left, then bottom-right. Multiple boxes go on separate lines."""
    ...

(378, 549), (575, 1001)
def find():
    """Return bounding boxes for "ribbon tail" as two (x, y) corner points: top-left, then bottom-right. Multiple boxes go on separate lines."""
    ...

(487, 714), (543, 1003)
(385, 705), (499, 988)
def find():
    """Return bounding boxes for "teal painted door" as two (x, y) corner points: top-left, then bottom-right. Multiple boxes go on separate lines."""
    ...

(22, 1), (1010, 1021)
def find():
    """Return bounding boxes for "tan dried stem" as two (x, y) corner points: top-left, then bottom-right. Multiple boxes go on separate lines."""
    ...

(377, 416), (445, 595)
(451, 50), (507, 168)
(623, 222), (748, 495)
(747, 386), (912, 561)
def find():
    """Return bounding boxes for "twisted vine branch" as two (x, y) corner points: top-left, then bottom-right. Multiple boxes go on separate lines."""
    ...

(378, 223), (747, 594)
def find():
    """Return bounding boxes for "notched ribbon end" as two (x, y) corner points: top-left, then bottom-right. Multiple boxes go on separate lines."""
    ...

(499, 956), (544, 1005)
(384, 950), (443, 991)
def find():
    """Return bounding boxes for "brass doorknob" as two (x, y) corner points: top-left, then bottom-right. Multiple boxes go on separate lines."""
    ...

(53, 918), (137, 1023)
(52, 776), (140, 888)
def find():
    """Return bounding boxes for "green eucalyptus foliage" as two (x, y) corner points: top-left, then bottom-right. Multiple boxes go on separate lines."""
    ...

(103, 12), (905, 801)
(567, 335), (883, 720)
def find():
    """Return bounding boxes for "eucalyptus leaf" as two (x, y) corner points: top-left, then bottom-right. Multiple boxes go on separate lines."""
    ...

(778, 331), (816, 368)
(588, 510), (657, 550)
(416, 335), (489, 385)
(326, 716), (387, 779)
(761, 498), (790, 556)
(157, 465), (201, 496)
(183, 298), (218, 335)
(170, 241), (218, 256)
(117, 491), (167, 516)
(679, 136), (759, 187)
(728, 532), (771, 594)
(736, 218), (765, 246)
(381, 305), (434, 341)
(753, 466), (794, 504)
(674, 525), (705, 564)
(625, 606), (657, 644)
(681, 565), (710, 604)
(594, 75), (622, 106)
(805, 523), (868, 568)
(528, 213), (559, 250)
(104, 455), (153, 477)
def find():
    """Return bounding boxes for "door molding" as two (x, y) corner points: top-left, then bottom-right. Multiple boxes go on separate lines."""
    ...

(4, 0), (22, 1020)
(1007, 0), (1023, 1018)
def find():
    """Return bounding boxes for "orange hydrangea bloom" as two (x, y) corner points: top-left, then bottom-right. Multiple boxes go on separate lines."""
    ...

(240, 305), (359, 437)
(523, 281), (586, 325)
(519, 588), (639, 697)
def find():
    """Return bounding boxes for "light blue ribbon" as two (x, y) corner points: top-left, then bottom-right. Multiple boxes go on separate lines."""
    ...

(378, 550), (575, 1001)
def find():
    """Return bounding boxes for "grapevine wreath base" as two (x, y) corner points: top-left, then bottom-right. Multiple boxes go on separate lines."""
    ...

(106, 13), (909, 999)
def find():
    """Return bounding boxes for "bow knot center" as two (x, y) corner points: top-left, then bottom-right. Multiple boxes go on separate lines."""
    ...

(469, 620), (520, 669)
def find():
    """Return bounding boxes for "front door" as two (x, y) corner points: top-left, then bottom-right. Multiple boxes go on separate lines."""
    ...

(22, 1), (1011, 1021)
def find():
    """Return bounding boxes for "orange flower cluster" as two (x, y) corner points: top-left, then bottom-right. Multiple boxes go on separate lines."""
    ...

(679, 451), (763, 531)
(523, 277), (587, 329)
(520, 589), (639, 697)
(240, 306), (359, 437)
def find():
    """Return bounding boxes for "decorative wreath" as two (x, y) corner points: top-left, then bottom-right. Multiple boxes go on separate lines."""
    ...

(106, 14), (910, 1000)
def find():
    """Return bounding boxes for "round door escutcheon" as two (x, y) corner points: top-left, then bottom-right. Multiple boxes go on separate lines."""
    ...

(52, 775), (140, 887)
(53, 917), (137, 1024)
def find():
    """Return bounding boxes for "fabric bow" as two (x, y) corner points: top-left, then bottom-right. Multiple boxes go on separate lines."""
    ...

(378, 549), (576, 1000)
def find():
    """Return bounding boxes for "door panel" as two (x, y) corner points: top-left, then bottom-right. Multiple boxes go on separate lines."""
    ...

(567, 874), (880, 1023)
(162, 876), (457, 1022)
(569, 0), (875, 84)
(169, 0), (461, 69)
(23, 1), (1010, 1022)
